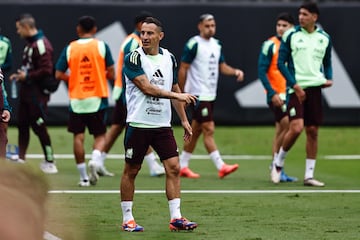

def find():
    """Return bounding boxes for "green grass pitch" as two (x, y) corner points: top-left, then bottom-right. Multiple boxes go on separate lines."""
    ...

(6, 126), (360, 240)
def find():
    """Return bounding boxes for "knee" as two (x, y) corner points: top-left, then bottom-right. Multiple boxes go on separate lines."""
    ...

(202, 125), (214, 137)
(165, 159), (180, 176)
(306, 126), (318, 139)
(125, 164), (141, 178)
(290, 121), (304, 136)
(32, 124), (47, 136)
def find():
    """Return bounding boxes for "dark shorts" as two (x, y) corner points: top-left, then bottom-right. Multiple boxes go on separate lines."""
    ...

(124, 126), (178, 164)
(18, 95), (49, 127)
(111, 97), (127, 126)
(0, 122), (8, 158)
(190, 100), (214, 123)
(269, 102), (287, 123)
(68, 109), (107, 135)
(287, 87), (323, 126)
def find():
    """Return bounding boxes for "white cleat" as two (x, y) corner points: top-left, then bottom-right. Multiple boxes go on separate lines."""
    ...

(40, 161), (58, 174)
(270, 166), (281, 184)
(304, 178), (325, 187)
(8, 158), (26, 164)
(88, 160), (99, 186)
(78, 179), (90, 187)
(43, 230), (62, 240)
(97, 165), (115, 177)
(150, 163), (165, 177)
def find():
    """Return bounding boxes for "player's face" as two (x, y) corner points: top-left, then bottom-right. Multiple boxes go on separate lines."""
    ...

(141, 22), (164, 55)
(298, 8), (317, 30)
(15, 21), (29, 39)
(199, 19), (216, 39)
(276, 19), (293, 37)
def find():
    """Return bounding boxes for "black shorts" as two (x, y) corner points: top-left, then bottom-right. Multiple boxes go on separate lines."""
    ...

(190, 100), (214, 123)
(124, 126), (178, 164)
(287, 87), (323, 126)
(269, 102), (287, 123)
(111, 97), (127, 126)
(68, 109), (107, 135)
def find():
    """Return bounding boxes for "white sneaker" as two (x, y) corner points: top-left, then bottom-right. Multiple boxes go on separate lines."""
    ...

(88, 160), (99, 185)
(150, 163), (165, 177)
(8, 158), (26, 164)
(78, 179), (90, 187)
(97, 165), (115, 177)
(304, 178), (325, 187)
(43, 231), (62, 240)
(270, 165), (281, 184)
(40, 161), (58, 174)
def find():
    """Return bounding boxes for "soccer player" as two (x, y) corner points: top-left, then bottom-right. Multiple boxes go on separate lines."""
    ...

(273, 1), (333, 186)
(55, 16), (115, 187)
(258, 12), (298, 182)
(178, 13), (244, 179)
(9, 13), (58, 174)
(0, 28), (12, 73)
(120, 17), (197, 232)
(99, 11), (165, 177)
(0, 30), (12, 159)
(0, 68), (11, 159)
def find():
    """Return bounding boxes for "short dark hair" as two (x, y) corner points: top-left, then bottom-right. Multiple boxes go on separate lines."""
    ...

(199, 13), (215, 23)
(300, 1), (320, 15)
(78, 15), (96, 32)
(143, 17), (163, 32)
(16, 13), (36, 28)
(277, 12), (295, 25)
(134, 11), (153, 25)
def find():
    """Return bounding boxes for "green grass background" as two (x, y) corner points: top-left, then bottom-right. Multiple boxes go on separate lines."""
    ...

(6, 126), (360, 240)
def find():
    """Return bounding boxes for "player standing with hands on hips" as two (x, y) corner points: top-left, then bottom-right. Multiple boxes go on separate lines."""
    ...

(178, 13), (244, 179)
(120, 17), (198, 232)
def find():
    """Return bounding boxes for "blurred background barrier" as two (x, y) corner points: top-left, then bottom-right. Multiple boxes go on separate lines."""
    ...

(1, 1), (359, 125)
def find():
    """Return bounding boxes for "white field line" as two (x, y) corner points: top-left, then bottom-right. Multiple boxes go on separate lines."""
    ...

(49, 190), (360, 194)
(26, 154), (360, 160)
(43, 231), (62, 240)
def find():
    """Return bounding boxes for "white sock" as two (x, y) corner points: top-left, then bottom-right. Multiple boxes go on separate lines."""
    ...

(91, 149), (102, 166)
(77, 162), (88, 181)
(121, 201), (134, 223)
(100, 152), (107, 165)
(179, 151), (192, 169)
(275, 147), (287, 167)
(305, 158), (316, 179)
(144, 152), (157, 170)
(273, 153), (278, 164)
(210, 150), (224, 170)
(168, 198), (181, 220)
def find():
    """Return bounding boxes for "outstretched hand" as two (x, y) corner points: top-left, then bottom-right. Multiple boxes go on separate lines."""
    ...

(177, 93), (197, 105)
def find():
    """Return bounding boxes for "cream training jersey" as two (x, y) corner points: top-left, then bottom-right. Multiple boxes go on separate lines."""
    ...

(181, 35), (225, 101)
(123, 47), (177, 127)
